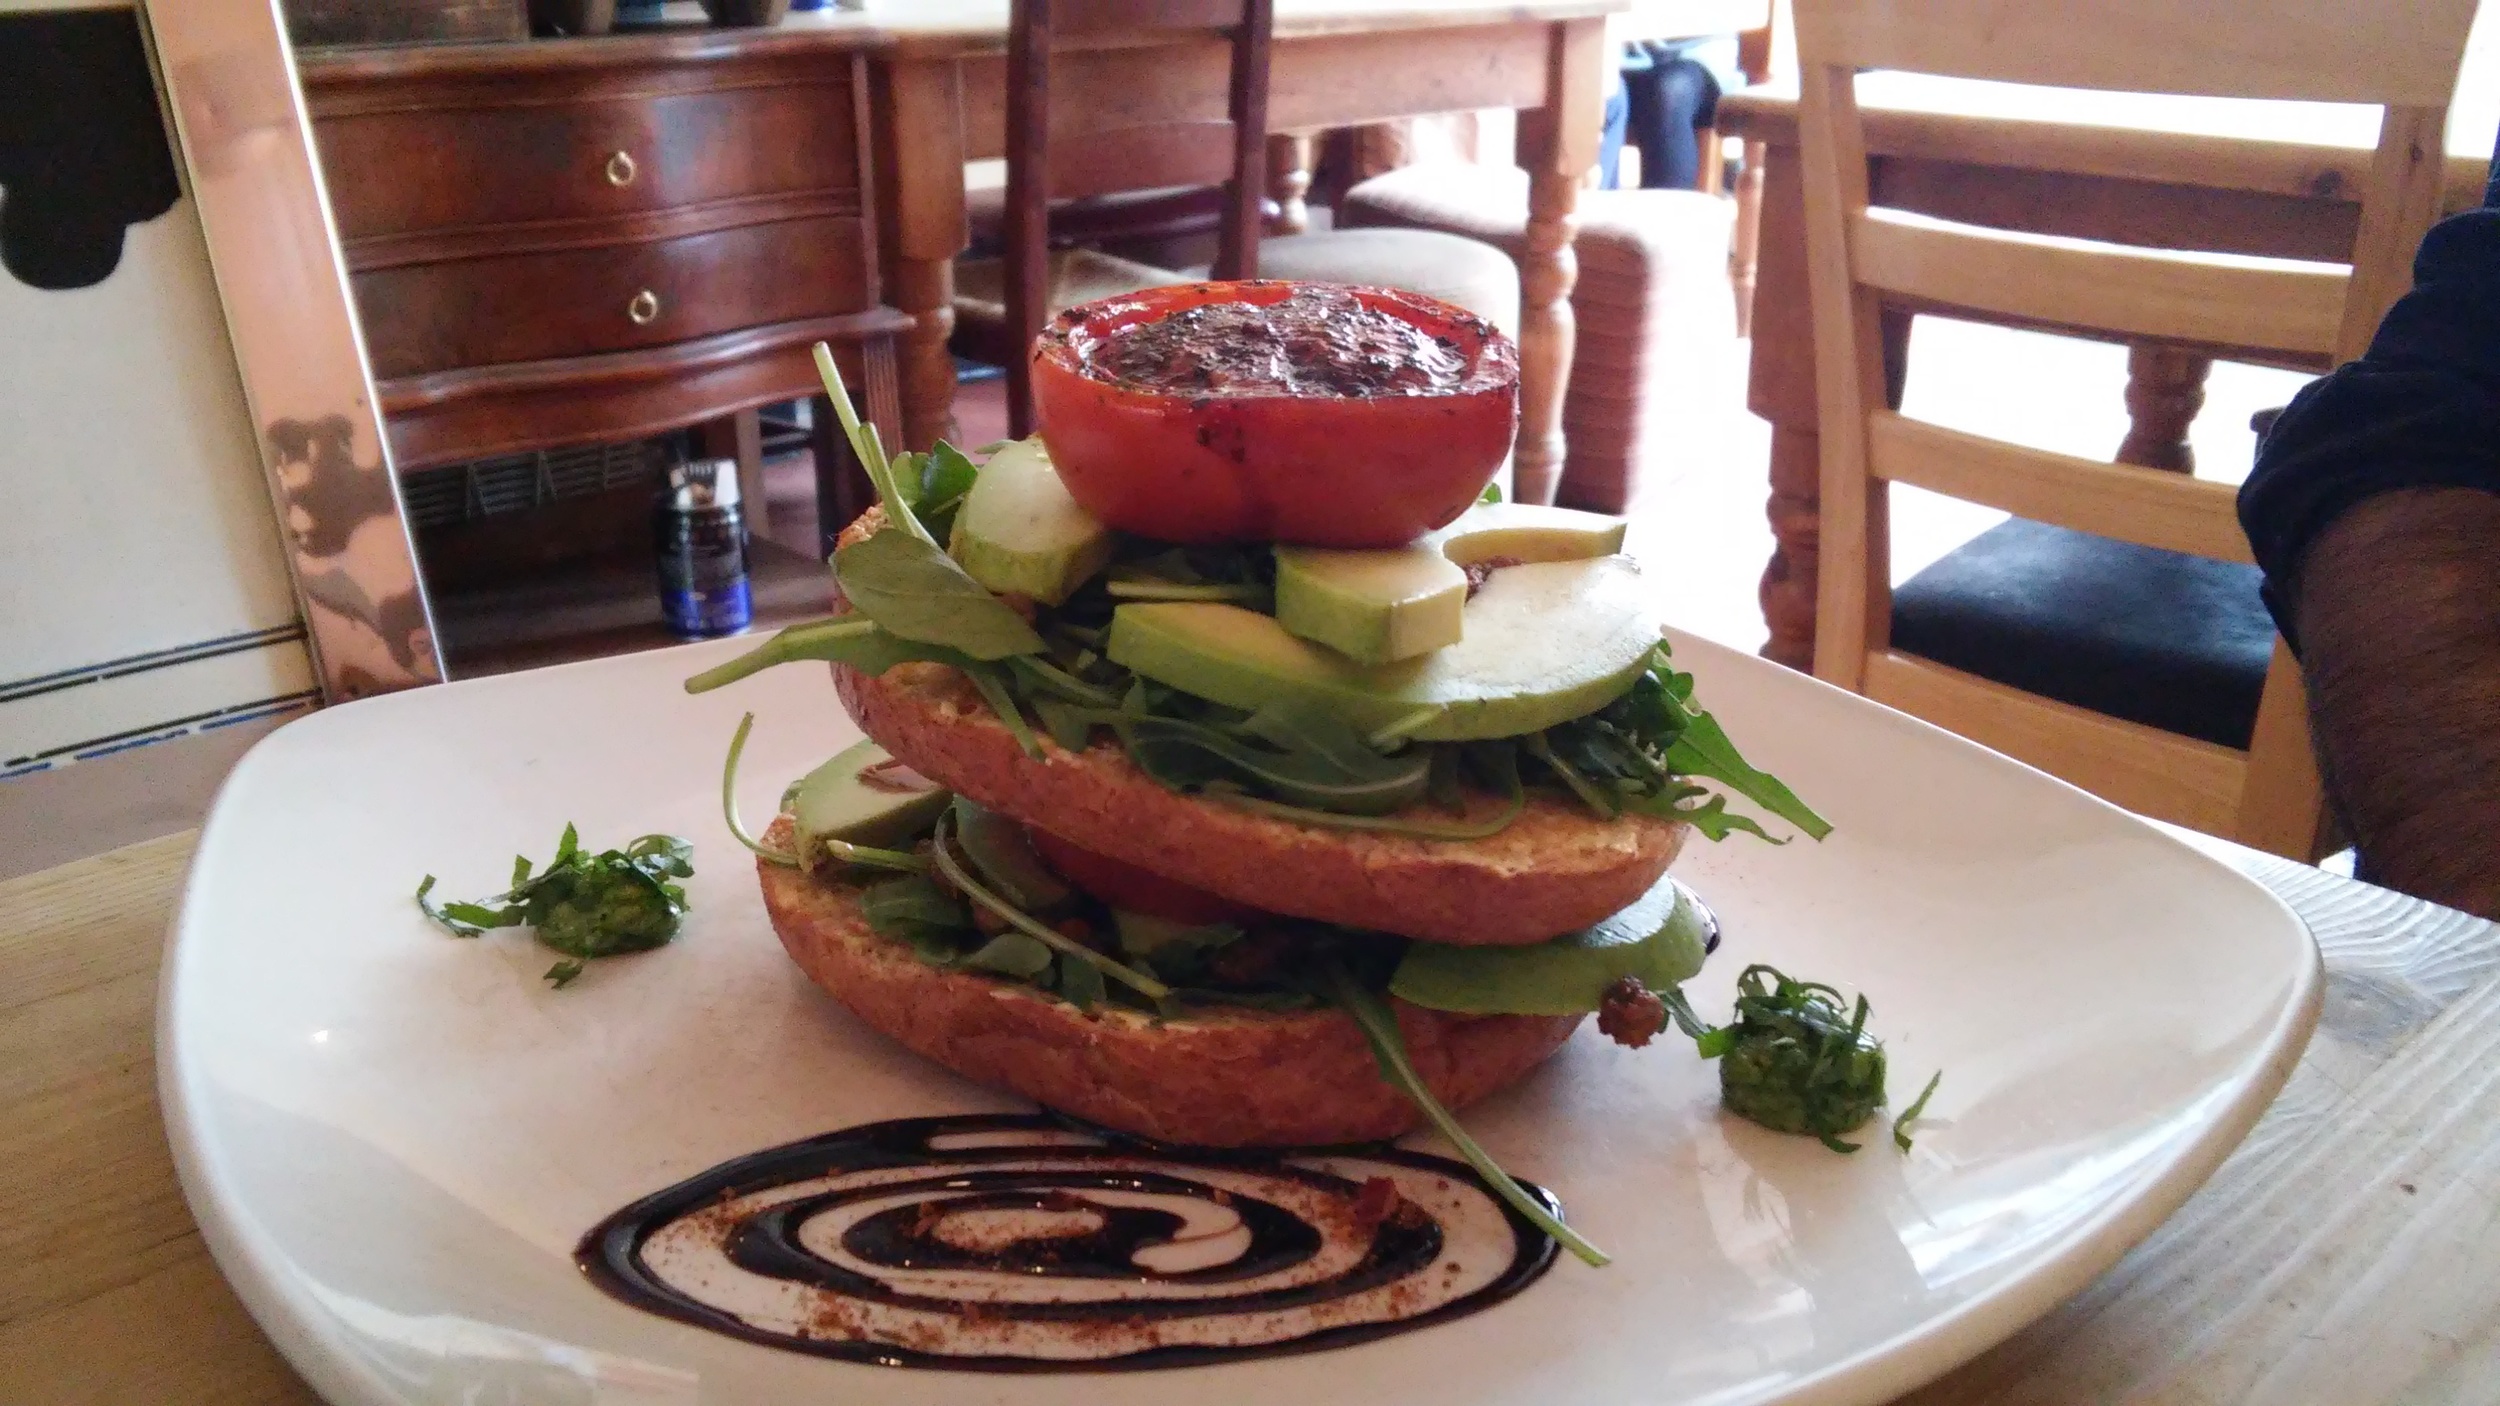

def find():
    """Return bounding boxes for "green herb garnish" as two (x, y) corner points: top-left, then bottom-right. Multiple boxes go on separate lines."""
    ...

(416, 825), (692, 988)
(1695, 965), (1906, 1152)
(1895, 1068), (1943, 1154)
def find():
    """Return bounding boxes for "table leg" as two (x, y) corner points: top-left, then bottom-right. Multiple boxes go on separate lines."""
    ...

(1749, 144), (1911, 672)
(1731, 144), (1765, 338)
(808, 394), (861, 561)
(1749, 147), (1820, 669)
(2116, 344), (2211, 472)
(1759, 425), (1821, 670)
(1511, 16), (1606, 506)
(1267, 133), (1314, 236)
(875, 56), (969, 453)
(1728, 19), (1780, 340)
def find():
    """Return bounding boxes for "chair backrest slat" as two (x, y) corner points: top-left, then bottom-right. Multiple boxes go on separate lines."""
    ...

(1793, 0), (2476, 858)
(1048, 122), (1241, 202)
(1867, 411), (2254, 563)
(1792, 0), (2477, 107)
(1852, 211), (2348, 361)
(1056, 0), (1247, 39)
(1002, 0), (1271, 434)
(1861, 651), (2251, 835)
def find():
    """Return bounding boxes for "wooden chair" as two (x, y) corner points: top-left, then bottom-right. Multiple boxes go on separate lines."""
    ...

(1793, 0), (2475, 858)
(962, 0), (1520, 436)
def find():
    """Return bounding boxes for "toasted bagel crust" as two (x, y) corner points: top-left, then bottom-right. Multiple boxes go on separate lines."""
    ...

(756, 825), (1582, 1147)
(840, 662), (1685, 943)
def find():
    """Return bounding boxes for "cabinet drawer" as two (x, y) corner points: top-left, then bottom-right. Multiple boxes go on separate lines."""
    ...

(353, 215), (872, 379)
(315, 80), (862, 245)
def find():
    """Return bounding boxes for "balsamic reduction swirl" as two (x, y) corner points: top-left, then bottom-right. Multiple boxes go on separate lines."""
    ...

(576, 1113), (1559, 1372)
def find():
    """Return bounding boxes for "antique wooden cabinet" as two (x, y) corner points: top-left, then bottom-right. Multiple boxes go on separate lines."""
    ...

(298, 29), (903, 548)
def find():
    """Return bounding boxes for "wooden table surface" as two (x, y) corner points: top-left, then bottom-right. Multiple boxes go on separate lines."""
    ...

(5, 825), (2494, 1403)
(1717, 74), (2499, 671)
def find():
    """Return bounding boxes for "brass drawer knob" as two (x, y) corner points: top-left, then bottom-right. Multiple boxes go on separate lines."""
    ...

(627, 288), (662, 325)
(605, 150), (639, 187)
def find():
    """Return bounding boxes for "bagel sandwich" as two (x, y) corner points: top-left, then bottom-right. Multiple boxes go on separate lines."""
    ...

(688, 292), (1829, 1260)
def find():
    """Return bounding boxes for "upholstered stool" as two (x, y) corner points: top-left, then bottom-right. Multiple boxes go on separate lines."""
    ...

(1891, 518), (2275, 750)
(1339, 163), (1737, 512)
(1252, 227), (1521, 335)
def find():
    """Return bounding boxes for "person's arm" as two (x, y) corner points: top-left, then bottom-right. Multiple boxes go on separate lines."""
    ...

(2291, 488), (2500, 919)
(2242, 204), (2500, 917)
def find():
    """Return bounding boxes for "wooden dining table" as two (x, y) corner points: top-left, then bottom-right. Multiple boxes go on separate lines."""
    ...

(6, 783), (2499, 1401)
(1719, 74), (2500, 671)
(783, 0), (1633, 504)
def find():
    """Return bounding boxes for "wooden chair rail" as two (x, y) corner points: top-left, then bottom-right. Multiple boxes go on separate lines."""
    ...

(1867, 411), (2256, 564)
(1791, 0), (2477, 108)
(1047, 120), (1241, 201)
(1852, 207), (2349, 359)
(1862, 649), (2249, 834)
(1051, 0), (1251, 39)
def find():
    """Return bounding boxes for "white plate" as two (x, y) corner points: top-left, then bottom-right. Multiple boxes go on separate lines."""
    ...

(161, 632), (2319, 1406)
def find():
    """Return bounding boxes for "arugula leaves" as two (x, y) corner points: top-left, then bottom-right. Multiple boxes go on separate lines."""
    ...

(1103, 544), (1276, 608)
(1316, 957), (1610, 1268)
(1538, 648), (1833, 842)
(897, 440), (981, 540)
(833, 528), (1045, 660)
(416, 825), (693, 988)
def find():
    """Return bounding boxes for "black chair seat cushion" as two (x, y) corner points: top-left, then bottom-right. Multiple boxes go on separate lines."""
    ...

(1889, 518), (2275, 750)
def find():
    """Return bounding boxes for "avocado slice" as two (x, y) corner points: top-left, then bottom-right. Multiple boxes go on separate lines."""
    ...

(1431, 501), (1628, 568)
(791, 739), (951, 855)
(1269, 503), (1631, 665)
(949, 796), (1073, 912)
(1272, 543), (1469, 665)
(1391, 878), (1710, 1015)
(1107, 554), (1660, 741)
(947, 437), (1115, 605)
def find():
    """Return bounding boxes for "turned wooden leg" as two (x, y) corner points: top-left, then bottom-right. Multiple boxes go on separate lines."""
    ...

(1730, 16), (1779, 340)
(1267, 133), (1314, 236)
(808, 394), (866, 560)
(1512, 167), (1579, 505)
(1512, 17), (1606, 506)
(1759, 425), (1821, 670)
(874, 56), (968, 452)
(891, 257), (960, 451)
(1731, 140), (1766, 339)
(2116, 344), (2210, 472)
(1748, 147), (1820, 667)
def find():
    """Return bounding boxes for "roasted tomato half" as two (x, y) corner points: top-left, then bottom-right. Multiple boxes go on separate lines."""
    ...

(1031, 280), (1519, 548)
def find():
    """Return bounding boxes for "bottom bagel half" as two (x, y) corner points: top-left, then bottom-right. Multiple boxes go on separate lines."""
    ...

(756, 841), (1584, 1148)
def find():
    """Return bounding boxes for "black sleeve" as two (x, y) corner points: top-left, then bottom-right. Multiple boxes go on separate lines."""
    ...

(2237, 207), (2500, 649)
